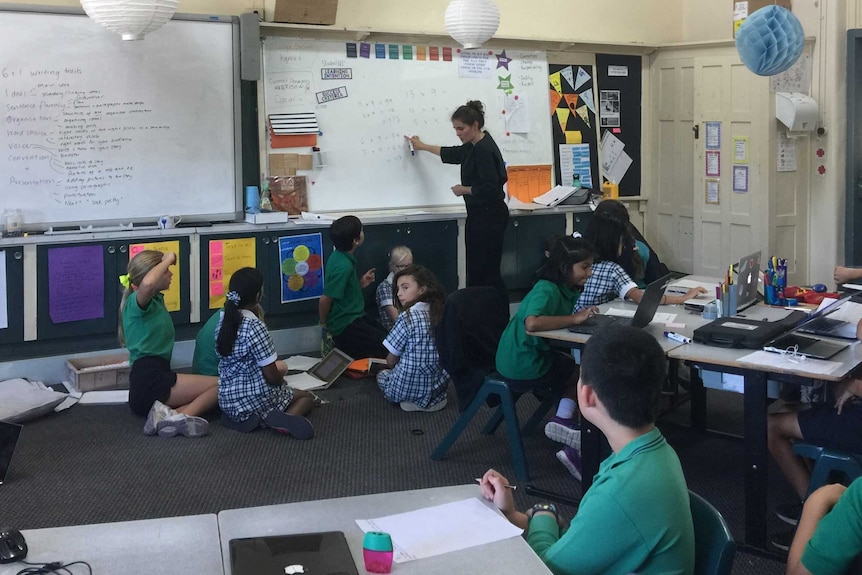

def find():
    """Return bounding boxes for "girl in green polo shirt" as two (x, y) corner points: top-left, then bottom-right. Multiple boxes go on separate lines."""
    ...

(495, 236), (599, 479)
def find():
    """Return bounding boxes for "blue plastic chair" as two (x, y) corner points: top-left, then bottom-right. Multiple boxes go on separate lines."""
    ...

(689, 491), (736, 575)
(431, 374), (557, 482)
(793, 442), (862, 497)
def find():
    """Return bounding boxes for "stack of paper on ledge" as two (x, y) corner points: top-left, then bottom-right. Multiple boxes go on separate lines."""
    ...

(531, 185), (579, 207)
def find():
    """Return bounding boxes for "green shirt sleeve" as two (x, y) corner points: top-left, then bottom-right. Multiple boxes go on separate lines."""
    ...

(803, 481), (862, 575)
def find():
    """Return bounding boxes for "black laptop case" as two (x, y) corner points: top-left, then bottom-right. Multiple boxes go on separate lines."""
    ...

(692, 311), (806, 349)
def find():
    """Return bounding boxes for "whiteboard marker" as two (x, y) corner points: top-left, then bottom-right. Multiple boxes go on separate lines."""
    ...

(406, 138), (415, 156)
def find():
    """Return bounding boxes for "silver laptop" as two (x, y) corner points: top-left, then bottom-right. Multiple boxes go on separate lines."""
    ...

(764, 296), (855, 359)
(284, 348), (353, 391)
(735, 251), (762, 312)
(798, 297), (862, 340)
(0, 421), (23, 486)
(569, 274), (671, 334)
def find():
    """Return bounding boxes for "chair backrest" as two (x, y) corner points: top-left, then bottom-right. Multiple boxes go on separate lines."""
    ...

(689, 491), (736, 575)
(436, 287), (510, 410)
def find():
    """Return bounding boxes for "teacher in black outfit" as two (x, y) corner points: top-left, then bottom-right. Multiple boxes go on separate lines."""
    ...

(407, 100), (509, 293)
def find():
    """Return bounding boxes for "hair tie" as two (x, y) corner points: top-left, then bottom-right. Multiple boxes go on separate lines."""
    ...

(226, 291), (241, 305)
(118, 274), (131, 288)
(572, 232), (583, 239)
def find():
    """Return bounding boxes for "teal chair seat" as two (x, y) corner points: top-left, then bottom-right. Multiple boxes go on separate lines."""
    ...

(792, 442), (862, 497)
(690, 491), (736, 575)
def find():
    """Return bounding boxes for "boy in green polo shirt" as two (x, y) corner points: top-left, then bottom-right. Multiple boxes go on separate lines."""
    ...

(319, 215), (388, 360)
(480, 325), (695, 575)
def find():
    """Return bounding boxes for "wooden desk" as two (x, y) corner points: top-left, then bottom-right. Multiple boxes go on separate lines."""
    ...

(0, 514), (223, 575)
(218, 484), (551, 575)
(667, 337), (862, 552)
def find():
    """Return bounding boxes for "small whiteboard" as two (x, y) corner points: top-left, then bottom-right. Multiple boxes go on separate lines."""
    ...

(0, 8), (242, 228)
(262, 38), (553, 211)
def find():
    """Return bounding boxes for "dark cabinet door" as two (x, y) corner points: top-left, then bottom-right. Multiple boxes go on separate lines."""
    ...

(0, 246), (24, 345)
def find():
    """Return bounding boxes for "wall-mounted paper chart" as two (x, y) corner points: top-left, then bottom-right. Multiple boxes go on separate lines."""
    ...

(208, 238), (256, 309)
(130, 241), (181, 312)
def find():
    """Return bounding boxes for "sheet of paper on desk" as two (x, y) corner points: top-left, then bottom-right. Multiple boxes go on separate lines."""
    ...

(284, 355), (320, 371)
(832, 301), (862, 324)
(738, 351), (842, 376)
(606, 308), (635, 318)
(667, 279), (719, 294)
(285, 372), (327, 391)
(651, 312), (678, 324)
(355, 497), (522, 563)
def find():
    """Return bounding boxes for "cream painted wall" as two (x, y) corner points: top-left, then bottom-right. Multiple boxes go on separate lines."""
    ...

(681, 0), (822, 41)
(15, 0), (683, 45)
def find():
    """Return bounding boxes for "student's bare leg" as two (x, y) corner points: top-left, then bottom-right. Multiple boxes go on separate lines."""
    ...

(167, 374), (219, 416)
(768, 411), (809, 500)
(286, 389), (314, 417)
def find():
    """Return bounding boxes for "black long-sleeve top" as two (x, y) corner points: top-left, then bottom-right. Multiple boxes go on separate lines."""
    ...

(439, 132), (507, 207)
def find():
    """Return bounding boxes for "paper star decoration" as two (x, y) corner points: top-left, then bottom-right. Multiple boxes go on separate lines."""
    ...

(497, 74), (513, 94)
(496, 49), (512, 70)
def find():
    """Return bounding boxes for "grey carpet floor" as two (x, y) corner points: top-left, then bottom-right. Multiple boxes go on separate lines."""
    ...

(0, 378), (789, 574)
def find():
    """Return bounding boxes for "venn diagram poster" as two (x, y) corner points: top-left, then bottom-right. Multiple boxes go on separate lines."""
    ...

(279, 233), (324, 303)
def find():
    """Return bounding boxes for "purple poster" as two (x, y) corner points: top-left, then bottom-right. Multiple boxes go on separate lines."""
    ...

(48, 245), (105, 324)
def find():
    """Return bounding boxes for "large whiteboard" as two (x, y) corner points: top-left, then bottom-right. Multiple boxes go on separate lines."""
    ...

(262, 38), (552, 211)
(0, 9), (241, 228)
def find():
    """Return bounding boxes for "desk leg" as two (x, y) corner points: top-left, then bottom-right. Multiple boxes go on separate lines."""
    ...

(581, 421), (601, 490)
(743, 370), (769, 550)
(689, 364), (707, 432)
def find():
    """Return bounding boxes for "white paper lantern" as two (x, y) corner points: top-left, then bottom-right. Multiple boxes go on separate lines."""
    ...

(80, 0), (179, 41)
(444, 0), (500, 50)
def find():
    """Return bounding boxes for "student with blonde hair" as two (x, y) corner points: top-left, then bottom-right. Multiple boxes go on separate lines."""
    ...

(119, 250), (217, 437)
(376, 245), (413, 331)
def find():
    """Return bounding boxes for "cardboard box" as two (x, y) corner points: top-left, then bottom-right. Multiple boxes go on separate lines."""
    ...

(264, 0), (338, 25)
(67, 353), (131, 392)
(733, 0), (792, 37)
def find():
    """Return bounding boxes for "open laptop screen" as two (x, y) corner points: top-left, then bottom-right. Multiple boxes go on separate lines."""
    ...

(0, 421), (23, 485)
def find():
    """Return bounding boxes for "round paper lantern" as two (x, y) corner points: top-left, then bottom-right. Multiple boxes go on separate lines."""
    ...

(735, 5), (804, 76)
(80, 0), (179, 41)
(444, 0), (500, 50)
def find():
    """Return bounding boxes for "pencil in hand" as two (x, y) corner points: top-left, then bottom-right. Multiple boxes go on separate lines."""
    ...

(475, 477), (517, 490)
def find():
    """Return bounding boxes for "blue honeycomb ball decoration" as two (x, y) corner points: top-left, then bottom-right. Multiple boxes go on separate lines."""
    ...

(736, 5), (804, 76)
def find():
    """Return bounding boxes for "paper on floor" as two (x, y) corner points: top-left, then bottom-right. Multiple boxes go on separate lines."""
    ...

(284, 355), (320, 371)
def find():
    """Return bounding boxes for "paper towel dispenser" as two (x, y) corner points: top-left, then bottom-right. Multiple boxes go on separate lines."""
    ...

(775, 92), (819, 131)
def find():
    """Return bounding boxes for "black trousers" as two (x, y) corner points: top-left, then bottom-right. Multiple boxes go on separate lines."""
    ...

(465, 199), (509, 294)
(333, 316), (389, 359)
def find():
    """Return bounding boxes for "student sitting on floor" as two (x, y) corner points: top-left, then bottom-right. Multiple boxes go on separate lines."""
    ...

(575, 212), (705, 310)
(319, 215), (389, 359)
(376, 245), (413, 331)
(216, 267), (314, 438)
(787, 479), (862, 575)
(193, 308), (222, 377)
(377, 265), (450, 412)
(480, 325), (695, 575)
(495, 236), (600, 480)
(768, 317), (862, 542)
(119, 250), (217, 437)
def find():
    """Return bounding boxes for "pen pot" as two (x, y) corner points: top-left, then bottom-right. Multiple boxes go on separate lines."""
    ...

(245, 185), (260, 214)
(726, 289), (738, 317)
(363, 532), (393, 574)
(702, 302), (718, 321)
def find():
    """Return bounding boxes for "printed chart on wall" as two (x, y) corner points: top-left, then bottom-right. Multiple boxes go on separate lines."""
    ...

(208, 238), (256, 309)
(279, 233), (324, 304)
(129, 241), (181, 312)
(549, 65), (599, 189)
(262, 38), (553, 211)
(47, 245), (104, 324)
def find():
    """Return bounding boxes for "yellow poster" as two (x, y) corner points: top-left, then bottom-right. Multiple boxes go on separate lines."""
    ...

(209, 238), (256, 309)
(129, 241), (181, 312)
(565, 131), (582, 144)
(555, 108), (571, 133)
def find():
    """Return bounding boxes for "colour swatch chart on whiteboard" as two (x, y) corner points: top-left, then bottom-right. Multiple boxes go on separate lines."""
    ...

(279, 233), (324, 304)
(208, 238), (256, 309)
(130, 241), (181, 312)
(262, 38), (552, 212)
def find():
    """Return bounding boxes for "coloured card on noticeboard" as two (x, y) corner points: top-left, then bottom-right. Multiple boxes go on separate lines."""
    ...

(279, 233), (324, 304)
(208, 238), (256, 309)
(130, 241), (181, 312)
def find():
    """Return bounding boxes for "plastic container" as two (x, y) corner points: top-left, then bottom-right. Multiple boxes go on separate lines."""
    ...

(363, 531), (393, 574)
(245, 186), (260, 214)
(601, 181), (619, 200)
(66, 353), (131, 392)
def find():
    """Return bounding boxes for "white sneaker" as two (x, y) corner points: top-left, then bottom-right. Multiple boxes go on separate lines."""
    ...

(400, 397), (448, 412)
(143, 400), (177, 436)
(157, 413), (209, 438)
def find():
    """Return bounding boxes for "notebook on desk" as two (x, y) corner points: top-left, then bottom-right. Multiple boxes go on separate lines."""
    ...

(568, 274), (671, 335)
(0, 421), (23, 486)
(284, 348), (353, 391)
(229, 531), (359, 575)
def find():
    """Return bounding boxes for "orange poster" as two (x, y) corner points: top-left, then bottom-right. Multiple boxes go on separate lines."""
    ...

(506, 165), (552, 202)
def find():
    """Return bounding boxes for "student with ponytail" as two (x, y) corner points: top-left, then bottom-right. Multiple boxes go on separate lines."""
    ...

(216, 267), (314, 438)
(119, 250), (217, 437)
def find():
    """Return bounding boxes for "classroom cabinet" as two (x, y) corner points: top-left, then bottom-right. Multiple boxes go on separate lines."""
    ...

(0, 246), (24, 347)
(572, 211), (593, 236)
(36, 238), (192, 341)
(501, 214), (567, 293)
(357, 220), (459, 295)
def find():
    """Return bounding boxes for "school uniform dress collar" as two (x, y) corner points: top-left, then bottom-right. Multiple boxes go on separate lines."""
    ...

(411, 301), (430, 312)
(386, 271), (395, 283)
(240, 309), (259, 320)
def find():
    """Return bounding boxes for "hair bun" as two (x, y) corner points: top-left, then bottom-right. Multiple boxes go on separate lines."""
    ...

(466, 100), (484, 114)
